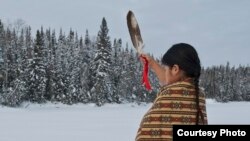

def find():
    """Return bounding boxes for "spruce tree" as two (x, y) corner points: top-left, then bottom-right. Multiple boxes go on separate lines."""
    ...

(25, 30), (47, 103)
(89, 17), (112, 106)
(78, 32), (91, 103)
(110, 38), (123, 103)
(0, 20), (4, 97)
(51, 29), (68, 102)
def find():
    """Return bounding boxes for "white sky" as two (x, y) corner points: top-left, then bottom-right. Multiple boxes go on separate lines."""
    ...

(0, 0), (249, 67)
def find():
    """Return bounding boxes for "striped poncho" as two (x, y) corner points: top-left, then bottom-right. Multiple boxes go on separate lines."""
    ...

(135, 81), (208, 141)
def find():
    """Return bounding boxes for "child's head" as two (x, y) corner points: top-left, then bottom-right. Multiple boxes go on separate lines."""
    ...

(161, 43), (202, 124)
(161, 43), (201, 85)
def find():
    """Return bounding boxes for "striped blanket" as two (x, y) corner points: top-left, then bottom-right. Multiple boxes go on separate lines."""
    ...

(135, 81), (208, 141)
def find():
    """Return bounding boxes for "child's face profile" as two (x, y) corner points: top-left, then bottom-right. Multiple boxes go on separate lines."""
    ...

(164, 65), (184, 85)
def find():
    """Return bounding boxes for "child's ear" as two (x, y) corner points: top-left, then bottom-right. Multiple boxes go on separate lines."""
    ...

(171, 64), (180, 75)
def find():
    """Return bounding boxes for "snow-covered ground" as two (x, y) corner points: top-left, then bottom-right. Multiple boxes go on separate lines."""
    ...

(0, 99), (250, 141)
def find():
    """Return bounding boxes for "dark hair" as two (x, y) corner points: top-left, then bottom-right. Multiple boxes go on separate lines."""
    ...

(161, 43), (201, 124)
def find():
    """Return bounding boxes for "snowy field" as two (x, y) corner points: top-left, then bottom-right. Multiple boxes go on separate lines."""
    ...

(1, 99), (250, 141)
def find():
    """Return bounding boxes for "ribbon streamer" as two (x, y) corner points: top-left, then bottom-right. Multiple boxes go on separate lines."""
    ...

(140, 56), (152, 90)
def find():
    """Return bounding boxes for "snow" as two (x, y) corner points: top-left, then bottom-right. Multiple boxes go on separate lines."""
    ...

(0, 99), (250, 141)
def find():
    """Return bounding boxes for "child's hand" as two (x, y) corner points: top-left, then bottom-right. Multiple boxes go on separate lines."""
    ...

(140, 53), (155, 67)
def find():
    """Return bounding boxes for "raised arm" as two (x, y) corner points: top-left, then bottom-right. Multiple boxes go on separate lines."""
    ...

(140, 54), (166, 86)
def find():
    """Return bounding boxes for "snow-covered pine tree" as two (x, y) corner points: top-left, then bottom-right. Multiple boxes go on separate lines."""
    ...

(44, 28), (53, 101)
(67, 31), (82, 104)
(0, 20), (5, 103)
(18, 29), (26, 66)
(48, 29), (59, 101)
(2, 25), (29, 106)
(25, 29), (47, 103)
(11, 29), (19, 80)
(128, 48), (142, 102)
(1, 28), (17, 105)
(0, 21), (4, 79)
(60, 29), (76, 104)
(78, 31), (92, 103)
(51, 30), (57, 66)
(89, 17), (112, 106)
(234, 65), (246, 101)
(200, 67), (214, 98)
(19, 26), (32, 102)
(118, 46), (138, 103)
(51, 29), (68, 102)
(209, 67), (217, 98)
(84, 29), (93, 59)
(109, 38), (123, 103)
(244, 66), (250, 101)
(4, 28), (14, 87)
(25, 26), (33, 59)
(215, 65), (226, 102)
(230, 66), (239, 101)
(5, 28), (28, 106)
(225, 62), (234, 101)
(213, 63), (233, 102)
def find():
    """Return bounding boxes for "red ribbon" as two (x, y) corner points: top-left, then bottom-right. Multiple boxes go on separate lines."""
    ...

(140, 56), (152, 90)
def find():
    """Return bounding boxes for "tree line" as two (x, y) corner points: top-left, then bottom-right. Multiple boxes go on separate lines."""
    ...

(200, 62), (249, 102)
(0, 18), (249, 107)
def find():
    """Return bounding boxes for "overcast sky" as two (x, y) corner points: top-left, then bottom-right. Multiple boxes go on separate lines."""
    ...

(0, 0), (249, 67)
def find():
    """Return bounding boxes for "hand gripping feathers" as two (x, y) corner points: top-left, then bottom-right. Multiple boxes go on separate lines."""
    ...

(127, 10), (151, 90)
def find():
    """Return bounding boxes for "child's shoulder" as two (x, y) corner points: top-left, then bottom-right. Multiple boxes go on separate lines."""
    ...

(158, 81), (195, 95)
